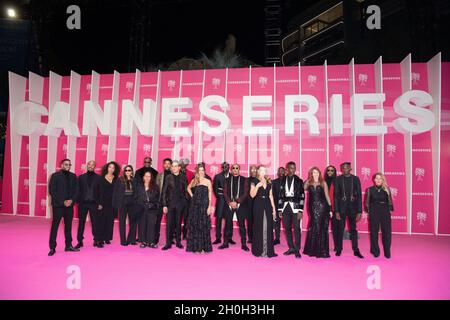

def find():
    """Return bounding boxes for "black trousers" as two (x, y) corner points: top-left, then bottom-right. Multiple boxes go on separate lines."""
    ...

(331, 212), (339, 250)
(223, 206), (247, 245)
(274, 214), (281, 241)
(139, 209), (158, 244)
(103, 204), (117, 242)
(77, 202), (99, 243)
(119, 197), (136, 244)
(369, 208), (392, 256)
(154, 208), (164, 244)
(214, 196), (226, 241)
(182, 199), (190, 238)
(282, 204), (301, 252)
(246, 204), (253, 242)
(49, 206), (74, 249)
(336, 208), (359, 252)
(166, 204), (185, 245)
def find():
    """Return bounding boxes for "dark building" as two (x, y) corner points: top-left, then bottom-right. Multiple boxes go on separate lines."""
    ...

(280, 0), (450, 66)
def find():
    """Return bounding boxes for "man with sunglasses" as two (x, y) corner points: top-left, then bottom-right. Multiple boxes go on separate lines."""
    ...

(212, 162), (230, 245)
(48, 159), (79, 256)
(135, 157), (158, 182)
(220, 164), (250, 251)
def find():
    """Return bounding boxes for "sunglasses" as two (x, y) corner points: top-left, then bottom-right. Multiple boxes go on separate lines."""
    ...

(232, 166), (239, 169)
(144, 161), (151, 164)
(327, 169), (335, 172)
(125, 169), (133, 172)
(63, 163), (72, 166)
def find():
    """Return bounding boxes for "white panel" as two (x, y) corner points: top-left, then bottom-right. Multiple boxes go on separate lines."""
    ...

(128, 69), (141, 170)
(151, 71), (162, 166)
(400, 54), (412, 234)
(298, 62), (302, 175)
(374, 56), (384, 172)
(324, 60), (330, 167)
(28, 72), (45, 216)
(196, 69), (207, 163)
(172, 70), (183, 160)
(46, 71), (63, 218)
(222, 68), (229, 163)
(349, 58), (356, 174)
(86, 71), (100, 165)
(67, 71), (80, 166)
(427, 53), (441, 235)
(8, 72), (27, 215)
(273, 64), (277, 176)
(107, 71), (120, 162)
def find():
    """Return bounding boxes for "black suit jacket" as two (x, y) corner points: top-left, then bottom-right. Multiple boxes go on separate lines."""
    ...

(77, 172), (102, 206)
(223, 175), (249, 209)
(49, 170), (78, 208)
(213, 172), (230, 198)
(112, 177), (135, 209)
(271, 177), (282, 209)
(278, 175), (305, 212)
(334, 174), (362, 214)
(161, 173), (189, 208)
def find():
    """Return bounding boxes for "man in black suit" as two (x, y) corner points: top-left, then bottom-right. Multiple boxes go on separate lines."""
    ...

(221, 164), (250, 251)
(155, 158), (172, 245)
(279, 161), (304, 258)
(212, 162), (230, 244)
(48, 158), (79, 256)
(161, 160), (189, 250)
(135, 157), (158, 181)
(76, 160), (104, 249)
(271, 166), (285, 245)
(334, 162), (364, 258)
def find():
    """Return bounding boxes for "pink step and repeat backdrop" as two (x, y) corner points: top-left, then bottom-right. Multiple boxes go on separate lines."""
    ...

(2, 57), (449, 235)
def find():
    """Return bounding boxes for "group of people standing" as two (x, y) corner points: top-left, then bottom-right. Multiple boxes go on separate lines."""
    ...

(48, 157), (394, 260)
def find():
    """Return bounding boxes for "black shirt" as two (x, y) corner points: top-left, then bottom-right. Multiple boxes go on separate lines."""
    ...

(343, 175), (353, 200)
(231, 176), (240, 200)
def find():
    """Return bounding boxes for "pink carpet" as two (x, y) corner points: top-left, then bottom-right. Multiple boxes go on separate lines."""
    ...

(1, 214), (449, 300)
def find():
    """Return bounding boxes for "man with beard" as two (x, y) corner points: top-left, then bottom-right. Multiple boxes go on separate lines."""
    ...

(279, 162), (304, 258)
(155, 158), (172, 245)
(220, 164), (250, 251)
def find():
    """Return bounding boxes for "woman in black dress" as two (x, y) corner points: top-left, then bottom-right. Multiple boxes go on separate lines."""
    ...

(365, 172), (393, 258)
(186, 164), (213, 253)
(303, 167), (332, 258)
(112, 165), (136, 246)
(100, 161), (120, 245)
(250, 165), (277, 258)
(135, 171), (160, 248)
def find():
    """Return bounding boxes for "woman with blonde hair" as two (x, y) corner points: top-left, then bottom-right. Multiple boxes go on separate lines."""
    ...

(365, 172), (394, 258)
(249, 165), (277, 258)
(186, 164), (213, 253)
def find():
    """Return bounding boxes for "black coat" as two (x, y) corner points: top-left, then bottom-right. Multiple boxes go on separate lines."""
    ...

(278, 175), (305, 212)
(271, 177), (282, 210)
(112, 178), (135, 209)
(133, 182), (160, 212)
(161, 173), (189, 208)
(334, 174), (362, 214)
(223, 175), (249, 208)
(48, 170), (78, 208)
(135, 166), (158, 181)
(213, 172), (230, 198)
(77, 172), (102, 205)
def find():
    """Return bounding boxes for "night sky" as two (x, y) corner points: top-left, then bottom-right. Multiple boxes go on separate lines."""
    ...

(32, 0), (267, 75)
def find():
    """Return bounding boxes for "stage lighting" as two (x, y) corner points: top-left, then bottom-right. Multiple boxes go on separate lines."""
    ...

(6, 7), (16, 18)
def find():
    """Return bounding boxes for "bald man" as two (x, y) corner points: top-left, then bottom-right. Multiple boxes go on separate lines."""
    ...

(76, 160), (104, 249)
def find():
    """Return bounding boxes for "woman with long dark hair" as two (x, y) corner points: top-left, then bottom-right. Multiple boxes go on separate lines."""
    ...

(303, 167), (332, 258)
(186, 164), (213, 254)
(112, 165), (136, 246)
(365, 172), (393, 258)
(135, 171), (160, 248)
(324, 165), (338, 251)
(100, 161), (120, 245)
